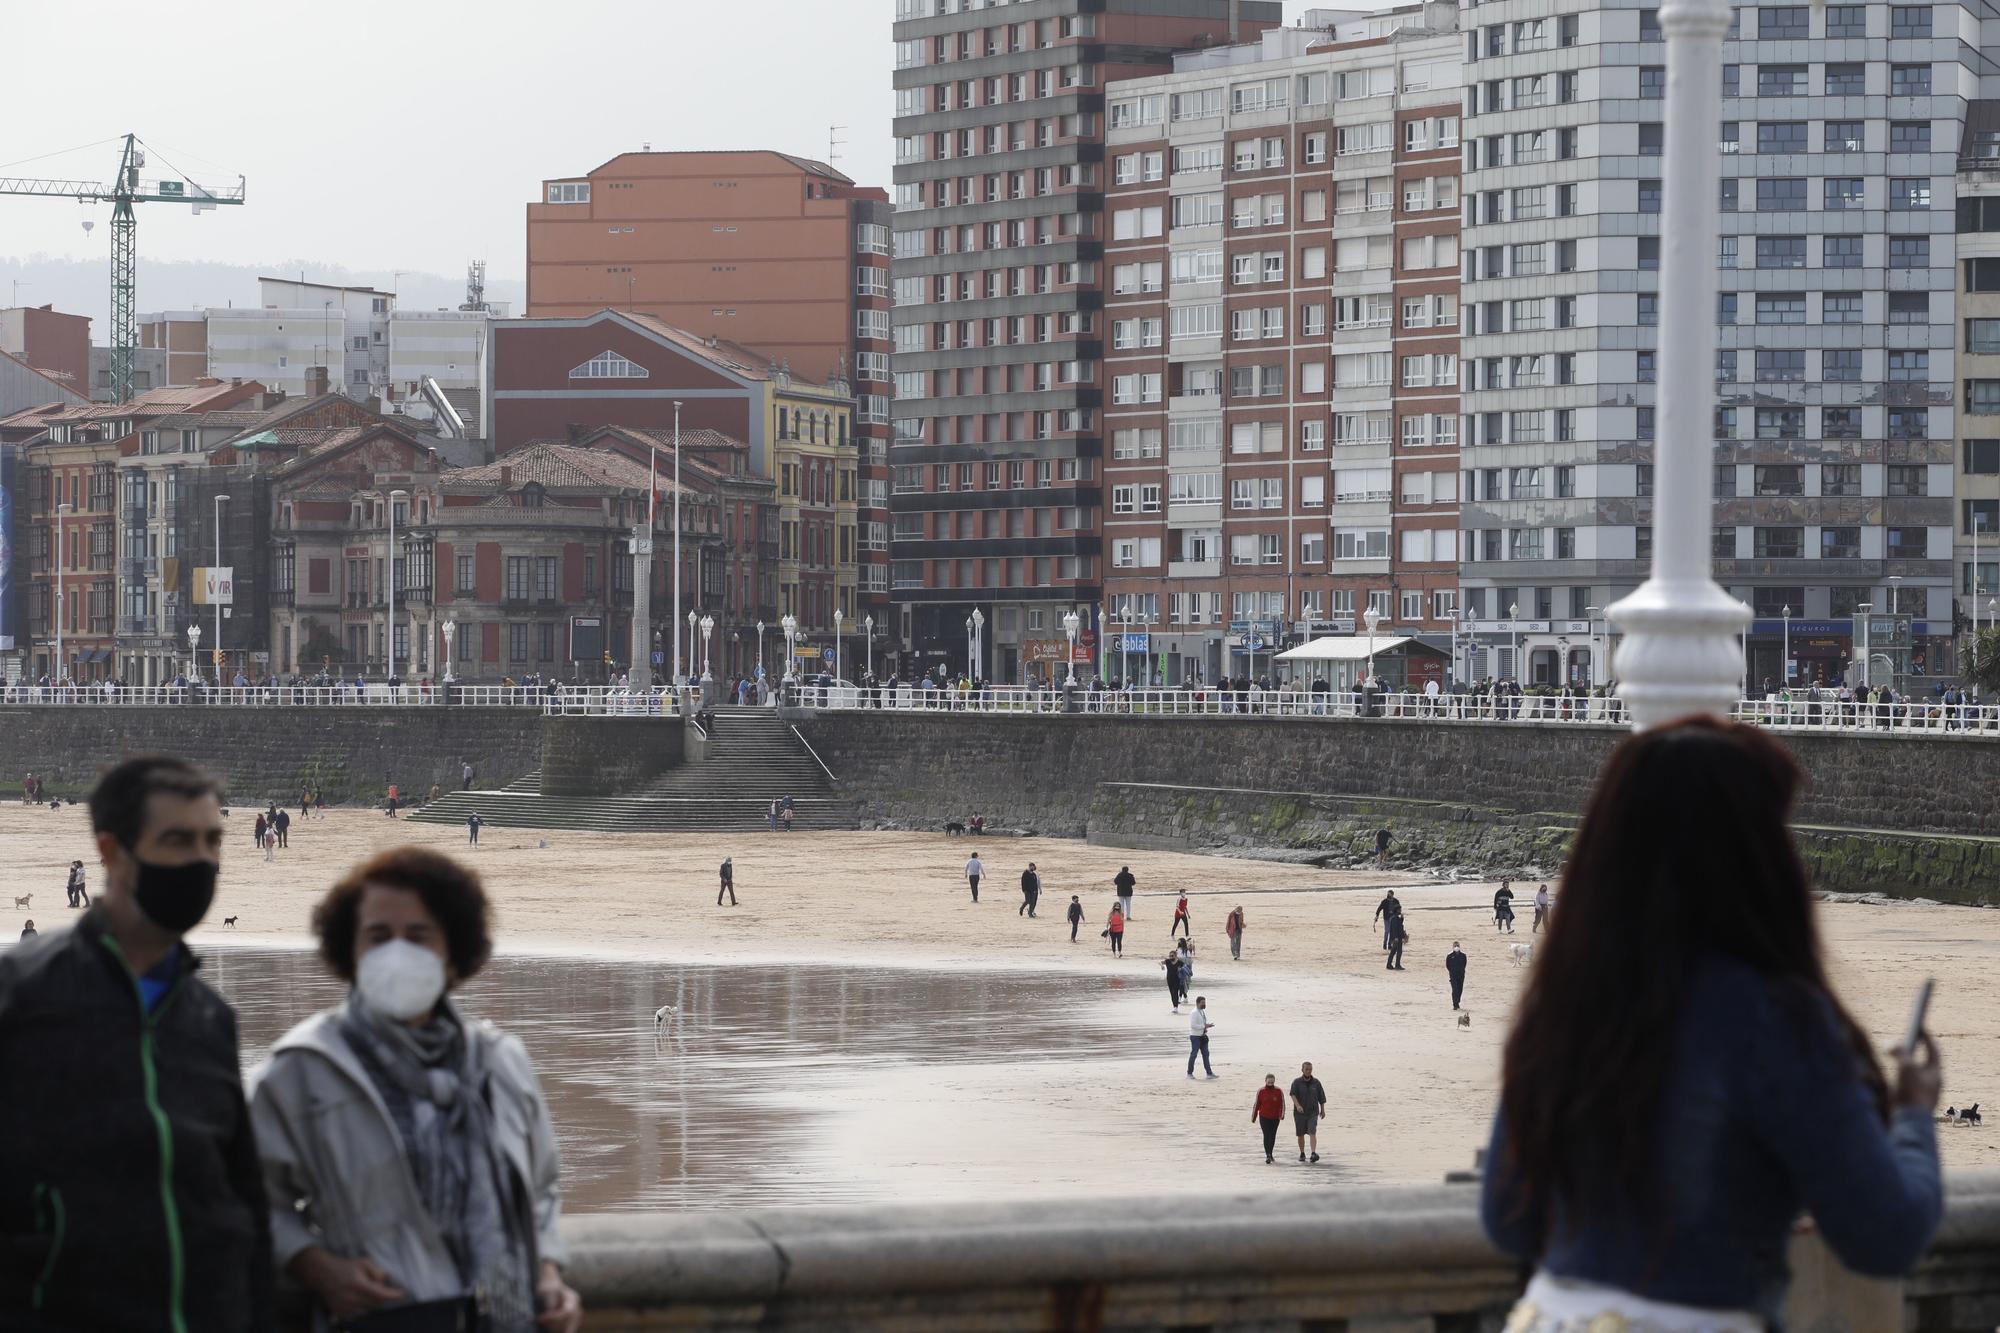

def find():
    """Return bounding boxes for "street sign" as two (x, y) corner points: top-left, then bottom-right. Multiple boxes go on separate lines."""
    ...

(1117, 632), (1151, 653)
(1243, 636), (1265, 650)
(651, 651), (665, 666)
(822, 648), (835, 664)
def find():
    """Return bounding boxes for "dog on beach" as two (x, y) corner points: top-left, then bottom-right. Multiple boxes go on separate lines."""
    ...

(1457, 1012), (1471, 1029)
(11, 894), (29, 910)
(1949, 1104), (1982, 1125)
(223, 917), (238, 928)
(944, 821), (966, 836)
(654, 1005), (678, 1028)
(1510, 942), (1534, 966)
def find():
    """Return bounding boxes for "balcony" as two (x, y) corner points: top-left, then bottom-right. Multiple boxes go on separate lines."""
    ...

(122, 504), (147, 524)
(117, 615), (156, 636)
(1168, 558), (1222, 578)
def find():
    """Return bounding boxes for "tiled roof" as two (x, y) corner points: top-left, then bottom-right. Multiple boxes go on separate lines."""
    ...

(444, 442), (661, 494)
(618, 313), (781, 380)
(588, 424), (747, 454)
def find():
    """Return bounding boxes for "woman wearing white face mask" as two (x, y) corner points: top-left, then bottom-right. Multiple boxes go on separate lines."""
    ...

(247, 848), (581, 1333)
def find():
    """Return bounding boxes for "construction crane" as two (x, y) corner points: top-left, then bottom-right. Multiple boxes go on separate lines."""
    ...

(0, 133), (245, 402)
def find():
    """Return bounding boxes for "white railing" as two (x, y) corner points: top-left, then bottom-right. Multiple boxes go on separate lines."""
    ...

(790, 684), (2000, 735)
(0, 682), (679, 714)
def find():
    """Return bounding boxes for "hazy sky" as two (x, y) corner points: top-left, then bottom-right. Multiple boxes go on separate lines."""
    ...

(2, 0), (1335, 286)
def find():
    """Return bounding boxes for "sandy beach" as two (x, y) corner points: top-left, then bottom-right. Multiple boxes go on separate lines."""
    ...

(3, 801), (1994, 1199)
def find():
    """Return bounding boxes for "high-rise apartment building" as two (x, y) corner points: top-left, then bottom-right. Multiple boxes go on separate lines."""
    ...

(1100, 7), (1463, 684)
(1459, 0), (1988, 689)
(1956, 109), (2000, 651)
(526, 150), (894, 644)
(889, 0), (1280, 681)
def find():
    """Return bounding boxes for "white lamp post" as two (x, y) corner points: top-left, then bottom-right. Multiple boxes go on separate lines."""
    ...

(1603, 0), (1749, 728)
(52, 500), (70, 680)
(1364, 605), (1383, 687)
(384, 489), (404, 682)
(687, 609), (698, 685)
(782, 613), (798, 682)
(1061, 609), (1080, 686)
(1781, 604), (1792, 686)
(971, 606), (984, 682)
(1974, 513), (1986, 635)
(1585, 605), (1602, 688)
(213, 494), (231, 683)
(833, 608), (843, 682)
(187, 622), (201, 684)
(1856, 602), (1872, 688)
(699, 613), (714, 682)
(671, 399), (684, 684)
(1556, 635), (1570, 687)
(441, 618), (456, 684)
(863, 613), (874, 679)
(1508, 601), (1520, 684)
(756, 619), (766, 678)
(965, 614), (975, 679)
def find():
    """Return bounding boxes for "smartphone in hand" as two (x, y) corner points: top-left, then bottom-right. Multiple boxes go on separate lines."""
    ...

(1902, 978), (1934, 1054)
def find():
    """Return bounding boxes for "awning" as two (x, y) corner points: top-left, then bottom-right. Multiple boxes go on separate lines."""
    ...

(1275, 635), (1423, 663)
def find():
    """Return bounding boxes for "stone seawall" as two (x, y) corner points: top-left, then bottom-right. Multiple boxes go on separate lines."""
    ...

(799, 712), (2000, 840)
(539, 716), (683, 796)
(0, 706), (545, 805)
(1088, 781), (2000, 905)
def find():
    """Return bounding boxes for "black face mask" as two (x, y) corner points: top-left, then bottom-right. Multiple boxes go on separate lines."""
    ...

(130, 857), (219, 934)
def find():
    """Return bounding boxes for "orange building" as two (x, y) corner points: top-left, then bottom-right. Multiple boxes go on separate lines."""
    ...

(526, 150), (885, 387)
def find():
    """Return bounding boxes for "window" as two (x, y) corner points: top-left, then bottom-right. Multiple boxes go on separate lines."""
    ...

(568, 350), (648, 379)
(1638, 180), (1663, 213)
(1823, 292), (1861, 324)
(1755, 350), (1806, 382)
(1889, 236), (1929, 270)
(546, 181), (590, 203)
(1827, 5), (1867, 36)
(1893, 5), (1933, 36)
(1756, 178), (1804, 212)
(1889, 292), (1929, 326)
(1968, 319), (2000, 353)
(1171, 193), (1222, 229)
(1333, 528), (1389, 560)
(1891, 122), (1931, 155)
(1757, 122), (1806, 154)
(1971, 440), (2000, 475)
(1824, 235), (1862, 268)
(1757, 66), (1806, 97)
(1823, 465), (1861, 497)
(1890, 178), (1932, 211)
(1825, 120), (1865, 153)
(1822, 527), (1862, 560)
(1827, 64), (1873, 99)
(1824, 408), (1861, 438)
(1823, 349), (1861, 382)
(1756, 294), (1806, 325)
(1891, 65), (1932, 97)
(1967, 379), (2000, 414)
(1760, 5), (1808, 37)
(1755, 465), (1804, 497)
(1969, 258), (2000, 292)
(1824, 178), (1865, 211)
(1640, 66), (1665, 98)
(1887, 464), (1930, 497)
(1756, 236), (1806, 269)
(1754, 527), (1804, 559)
(1886, 528), (1927, 559)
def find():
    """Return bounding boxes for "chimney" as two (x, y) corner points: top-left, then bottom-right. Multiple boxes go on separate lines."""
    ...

(305, 364), (330, 397)
(499, 465), (512, 490)
(1228, 0), (1240, 42)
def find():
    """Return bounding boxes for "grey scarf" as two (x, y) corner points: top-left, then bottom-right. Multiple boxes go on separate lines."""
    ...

(341, 999), (539, 1332)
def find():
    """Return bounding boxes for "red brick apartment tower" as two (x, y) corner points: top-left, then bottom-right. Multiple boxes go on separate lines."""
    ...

(526, 149), (894, 662)
(889, 0), (1281, 682)
(1099, 6), (1462, 684)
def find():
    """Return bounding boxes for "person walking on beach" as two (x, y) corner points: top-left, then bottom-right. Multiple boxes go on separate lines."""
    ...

(1494, 881), (1516, 933)
(1375, 826), (1392, 868)
(467, 812), (482, 845)
(1106, 902), (1125, 955)
(1387, 912), (1408, 970)
(1290, 1062), (1327, 1162)
(1067, 894), (1084, 942)
(385, 781), (399, 819)
(1532, 883), (1550, 932)
(1253, 1075), (1286, 1163)
(1225, 904), (1245, 960)
(1114, 865), (1136, 920)
(300, 787), (311, 822)
(65, 859), (86, 908)
(1186, 996), (1216, 1078)
(965, 852), (984, 903)
(313, 786), (326, 819)
(1162, 952), (1185, 1011)
(1447, 940), (1468, 1010)
(18, 918), (34, 940)
(1019, 862), (1041, 917)
(768, 799), (779, 832)
(462, 760), (474, 791)
(1374, 889), (1401, 951)
(781, 803), (795, 832)
(254, 810), (268, 850)
(718, 856), (737, 906)
(262, 826), (277, 862)
(1170, 893), (1191, 939)
(274, 808), (290, 849)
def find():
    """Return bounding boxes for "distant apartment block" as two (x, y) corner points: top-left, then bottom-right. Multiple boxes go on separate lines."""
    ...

(1958, 103), (2000, 643)
(890, 0), (1280, 681)
(0, 305), (90, 393)
(1099, 6), (1463, 684)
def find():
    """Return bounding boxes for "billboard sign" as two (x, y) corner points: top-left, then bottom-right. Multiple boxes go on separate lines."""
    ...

(193, 566), (234, 606)
(569, 616), (604, 663)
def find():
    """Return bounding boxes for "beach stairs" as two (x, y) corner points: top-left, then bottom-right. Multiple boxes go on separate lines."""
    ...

(408, 707), (856, 833)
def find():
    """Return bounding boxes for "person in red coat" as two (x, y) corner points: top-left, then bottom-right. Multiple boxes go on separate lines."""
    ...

(1252, 1074), (1287, 1163)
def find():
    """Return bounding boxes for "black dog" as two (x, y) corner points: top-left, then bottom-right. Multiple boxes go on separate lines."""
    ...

(944, 821), (966, 836)
(1956, 1103), (1981, 1125)
(223, 916), (238, 928)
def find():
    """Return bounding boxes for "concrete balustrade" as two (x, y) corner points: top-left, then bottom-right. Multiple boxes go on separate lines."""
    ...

(547, 1173), (2000, 1330)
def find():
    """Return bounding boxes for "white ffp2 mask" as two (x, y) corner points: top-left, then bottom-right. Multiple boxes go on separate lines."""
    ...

(355, 939), (447, 1021)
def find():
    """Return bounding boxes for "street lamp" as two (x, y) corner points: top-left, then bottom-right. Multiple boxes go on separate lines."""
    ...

(1585, 606), (1602, 688)
(1855, 602), (1872, 688)
(52, 504), (70, 680)
(213, 494), (231, 683)
(385, 489), (405, 683)
(1061, 609), (1080, 686)
(756, 619), (766, 679)
(671, 399), (684, 684)
(781, 613), (798, 683)
(1508, 601), (1520, 684)
(863, 613), (874, 679)
(1556, 635), (1570, 686)
(699, 613), (714, 682)
(1363, 605), (1384, 687)
(1888, 574), (1902, 617)
(833, 608), (844, 682)
(687, 609), (698, 685)
(1602, 0), (1751, 728)
(1975, 513), (1987, 635)
(441, 618), (456, 684)
(1781, 604), (1792, 686)
(964, 614), (975, 679)
(187, 622), (201, 684)
(971, 606), (984, 682)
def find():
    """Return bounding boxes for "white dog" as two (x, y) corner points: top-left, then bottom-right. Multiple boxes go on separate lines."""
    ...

(653, 1004), (678, 1029)
(1510, 942), (1534, 966)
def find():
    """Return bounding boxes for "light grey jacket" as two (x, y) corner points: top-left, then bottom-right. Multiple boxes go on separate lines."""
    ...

(246, 1004), (568, 1321)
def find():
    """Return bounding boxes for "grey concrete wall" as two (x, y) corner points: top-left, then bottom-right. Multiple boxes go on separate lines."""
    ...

(539, 716), (683, 797)
(798, 713), (2000, 840)
(0, 706), (544, 806)
(546, 1174), (1997, 1331)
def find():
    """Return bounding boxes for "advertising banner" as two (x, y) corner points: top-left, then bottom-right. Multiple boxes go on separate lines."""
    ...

(193, 566), (235, 606)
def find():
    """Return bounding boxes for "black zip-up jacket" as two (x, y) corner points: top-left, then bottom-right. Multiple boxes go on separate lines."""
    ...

(0, 909), (273, 1331)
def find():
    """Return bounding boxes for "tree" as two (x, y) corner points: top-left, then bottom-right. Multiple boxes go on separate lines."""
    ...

(1963, 627), (2000, 695)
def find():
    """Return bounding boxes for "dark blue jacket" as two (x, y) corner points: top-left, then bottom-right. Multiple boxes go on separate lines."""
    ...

(1480, 955), (1941, 1321)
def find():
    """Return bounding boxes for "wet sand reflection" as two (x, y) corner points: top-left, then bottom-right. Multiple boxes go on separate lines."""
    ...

(212, 946), (1138, 1211)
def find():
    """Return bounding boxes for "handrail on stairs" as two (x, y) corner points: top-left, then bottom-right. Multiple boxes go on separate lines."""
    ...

(788, 724), (837, 784)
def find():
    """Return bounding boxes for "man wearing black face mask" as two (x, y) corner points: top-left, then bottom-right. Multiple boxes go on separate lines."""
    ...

(0, 755), (273, 1331)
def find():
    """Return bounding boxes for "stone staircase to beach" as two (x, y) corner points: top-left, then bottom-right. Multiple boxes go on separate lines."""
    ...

(409, 707), (857, 833)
